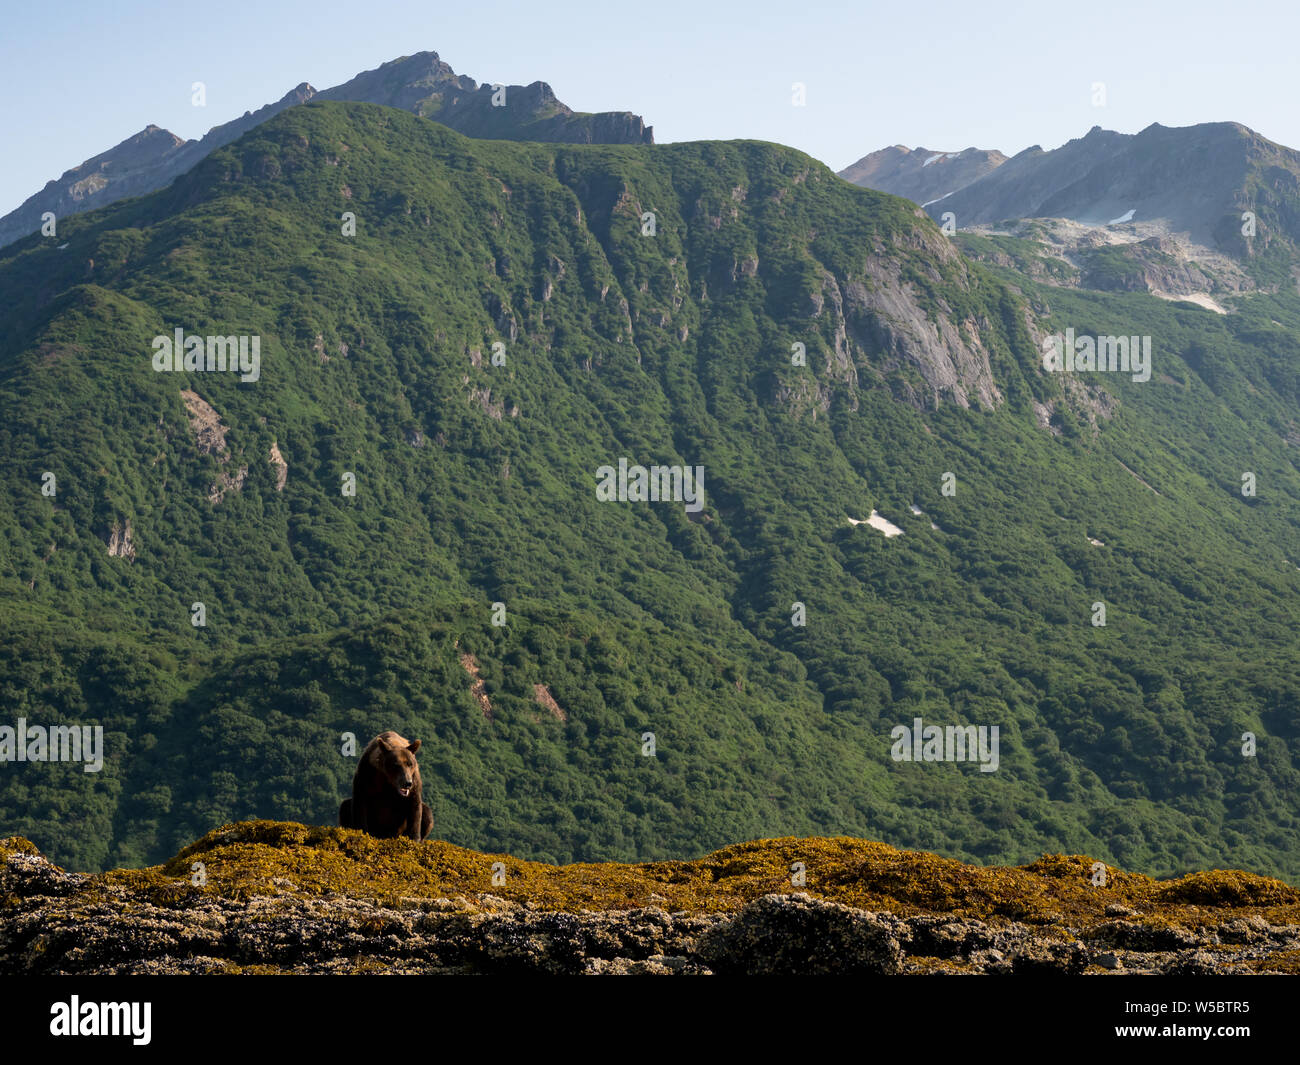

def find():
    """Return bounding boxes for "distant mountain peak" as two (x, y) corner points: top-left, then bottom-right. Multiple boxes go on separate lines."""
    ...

(838, 143), (1008, 205)
(910, 119), (1300, 264)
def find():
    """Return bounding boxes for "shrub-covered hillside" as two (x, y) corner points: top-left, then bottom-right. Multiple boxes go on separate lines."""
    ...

(0, 102), (1297, 878)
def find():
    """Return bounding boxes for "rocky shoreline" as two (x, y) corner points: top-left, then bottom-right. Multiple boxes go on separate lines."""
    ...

(4, 824), (1299, 975)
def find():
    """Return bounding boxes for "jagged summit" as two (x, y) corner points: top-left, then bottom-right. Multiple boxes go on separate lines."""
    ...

(318, 51), (652, 144)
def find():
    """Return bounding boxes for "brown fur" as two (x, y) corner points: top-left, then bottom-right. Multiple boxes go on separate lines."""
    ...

(338, 731), (433, 841)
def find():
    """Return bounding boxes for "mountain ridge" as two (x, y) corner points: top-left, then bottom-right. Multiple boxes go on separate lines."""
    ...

(0, 51), (653, 251)
(843, 120), (1300, 299)
(919, 121), (1300, 282)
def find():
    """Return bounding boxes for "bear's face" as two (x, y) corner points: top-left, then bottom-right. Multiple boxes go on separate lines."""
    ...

(377, 739), (422, 798)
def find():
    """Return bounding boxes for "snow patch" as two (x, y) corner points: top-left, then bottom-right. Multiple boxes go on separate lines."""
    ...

(848, 510), (904, 537)
(909, 504), (925, 516)
(1151, 290), (1227, 315)
(920, 190), (955, 208)
(922, 154), (943, 167)
(1108, 208), (1136, 224)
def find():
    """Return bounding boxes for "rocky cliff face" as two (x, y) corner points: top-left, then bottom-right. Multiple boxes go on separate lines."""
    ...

(847, 241), (1003, 410)
(0, 52), (652, 250)
(3, 823), (1297, 975)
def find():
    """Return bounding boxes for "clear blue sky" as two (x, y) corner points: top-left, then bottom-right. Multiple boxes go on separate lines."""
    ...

(2, 0), (1295, 216)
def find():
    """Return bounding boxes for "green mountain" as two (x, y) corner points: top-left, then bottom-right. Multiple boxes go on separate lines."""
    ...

(1, 101), (1298, 880)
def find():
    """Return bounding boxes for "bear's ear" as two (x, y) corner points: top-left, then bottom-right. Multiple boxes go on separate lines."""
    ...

(407, 739), (421, 754)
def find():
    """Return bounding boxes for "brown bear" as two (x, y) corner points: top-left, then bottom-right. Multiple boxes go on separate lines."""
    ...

(338, 731), (433, 841)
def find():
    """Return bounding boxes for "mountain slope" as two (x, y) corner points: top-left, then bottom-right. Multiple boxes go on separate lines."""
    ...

(1, 101), (1299, 882)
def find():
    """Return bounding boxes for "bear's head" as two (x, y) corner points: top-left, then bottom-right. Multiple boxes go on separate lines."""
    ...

(376, 736), (422, 798)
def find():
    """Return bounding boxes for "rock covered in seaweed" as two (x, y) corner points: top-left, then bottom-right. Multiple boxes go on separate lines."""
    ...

(3, 823), (1299, 975)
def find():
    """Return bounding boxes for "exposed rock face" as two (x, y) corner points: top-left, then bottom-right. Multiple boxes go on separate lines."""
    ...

(1081, 236), (1213, 293)
(0, 125), (187, 251)
(3, 825), (1299, 975)
(766, 164), (1011, 417)
(846, 257), (1002, 410)
(179, 390), (245, 503)
(268, 443), (288, 490)
(456, 646), (492, 718)
(208, 466), (248, 505)
(180, 390), (229, 457)
(698, 893), (904, 974)
(533, 684), (567, 723)
(956, 216), (1254, 301)
(0, 84), (315, 251)
(0, 53), (651, 250)
(106, 519), (136, 560)
(779, 234), (1003, 415)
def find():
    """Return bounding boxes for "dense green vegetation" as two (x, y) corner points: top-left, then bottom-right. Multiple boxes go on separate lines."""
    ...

(1, 102), (1298, 878)
(953, 230), (1079, 285)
